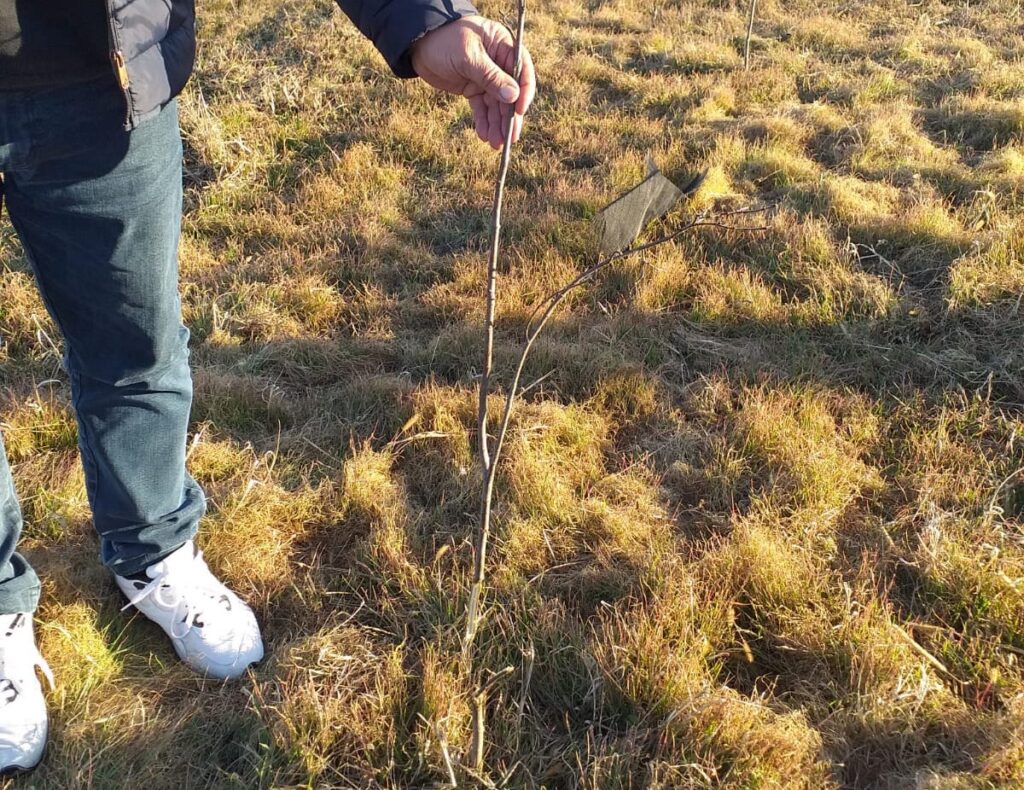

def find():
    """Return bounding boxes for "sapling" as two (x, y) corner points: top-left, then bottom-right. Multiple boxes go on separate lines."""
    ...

(461, 0), (769, 774)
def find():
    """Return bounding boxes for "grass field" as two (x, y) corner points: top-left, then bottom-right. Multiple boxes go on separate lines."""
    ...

(2, 0), (1024, 786)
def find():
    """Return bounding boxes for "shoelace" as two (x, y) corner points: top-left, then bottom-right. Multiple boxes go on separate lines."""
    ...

(121, 549), (233, 641)
(0, 622), (54, 709)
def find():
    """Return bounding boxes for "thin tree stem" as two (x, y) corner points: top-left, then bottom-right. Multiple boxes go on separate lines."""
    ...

(465, 0), (527, 652)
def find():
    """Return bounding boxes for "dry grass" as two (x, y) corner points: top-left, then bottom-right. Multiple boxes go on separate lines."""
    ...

(2, 0), (1024, 786)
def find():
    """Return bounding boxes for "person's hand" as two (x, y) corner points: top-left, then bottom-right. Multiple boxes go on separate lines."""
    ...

(410, 16), (536, 150)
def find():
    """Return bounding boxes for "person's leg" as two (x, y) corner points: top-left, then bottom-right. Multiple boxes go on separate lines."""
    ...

(2, 79), (260, 685)
(2, 80), (205, 578)
(0, 112), (41, 617)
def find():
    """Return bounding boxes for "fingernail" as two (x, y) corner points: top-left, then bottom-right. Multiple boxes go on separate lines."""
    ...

(499, 85), (518, 103)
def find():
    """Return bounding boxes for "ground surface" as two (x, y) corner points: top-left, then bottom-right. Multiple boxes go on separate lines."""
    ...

(2, 0), (1024, 787)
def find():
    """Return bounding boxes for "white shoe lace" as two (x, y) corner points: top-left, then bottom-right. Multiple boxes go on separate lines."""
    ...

(0, 617), (54, 709)
(120, 549), (234, 641)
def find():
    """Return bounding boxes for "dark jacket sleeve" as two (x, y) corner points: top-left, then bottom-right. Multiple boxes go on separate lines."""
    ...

(335, 0), (480, 78)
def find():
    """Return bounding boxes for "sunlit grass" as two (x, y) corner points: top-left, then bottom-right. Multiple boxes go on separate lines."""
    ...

(0, 0), (1022, 786)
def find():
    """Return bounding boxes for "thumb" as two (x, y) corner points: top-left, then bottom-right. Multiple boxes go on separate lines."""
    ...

(465, 45), (520, 104)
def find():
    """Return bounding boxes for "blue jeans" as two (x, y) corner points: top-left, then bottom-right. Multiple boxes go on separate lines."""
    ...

(0, 78), (205, 614)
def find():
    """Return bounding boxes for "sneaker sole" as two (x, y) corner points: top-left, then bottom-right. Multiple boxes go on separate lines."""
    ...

(0, 743), (46, 777)
(1, 763), (37, 777)
(170, 637), (264, 681)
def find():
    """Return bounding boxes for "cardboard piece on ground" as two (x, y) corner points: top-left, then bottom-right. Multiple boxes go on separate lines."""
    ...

(596, 166), (705, 255)
(596, 168), (682, 255)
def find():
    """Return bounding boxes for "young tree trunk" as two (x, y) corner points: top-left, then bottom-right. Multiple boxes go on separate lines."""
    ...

(464, 0), (528, 656)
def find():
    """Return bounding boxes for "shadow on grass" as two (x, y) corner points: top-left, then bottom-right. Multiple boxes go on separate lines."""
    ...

(3, 71), (1022, 785)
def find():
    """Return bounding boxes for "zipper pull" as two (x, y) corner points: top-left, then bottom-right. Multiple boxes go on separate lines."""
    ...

(112, 50), (130, 89)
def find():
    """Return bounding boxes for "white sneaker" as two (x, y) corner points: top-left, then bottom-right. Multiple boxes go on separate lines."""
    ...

(115, 541), (264, 680)
(0, 613), (52, 775)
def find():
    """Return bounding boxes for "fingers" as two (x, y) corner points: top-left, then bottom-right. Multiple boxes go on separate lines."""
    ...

(488, 25), (535, 118)
(507, 112), (524, 145)
(487, 31), (535, 147)
(469, 93), (523, 148)
(467, 94), (489, 142)
(457, 19), (538, 148)
(467, 86), (513, 148)
(465, 41), (521, 107)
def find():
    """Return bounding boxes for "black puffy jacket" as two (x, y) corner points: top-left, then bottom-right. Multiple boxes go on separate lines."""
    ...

(108, 0), (478, 129)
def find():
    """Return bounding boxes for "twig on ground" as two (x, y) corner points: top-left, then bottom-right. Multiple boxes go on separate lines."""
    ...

(513, 643), (535, 753)
(425, 716), (459, 788)
(892, 622), (956, 682)
(468, 688), (487, 774)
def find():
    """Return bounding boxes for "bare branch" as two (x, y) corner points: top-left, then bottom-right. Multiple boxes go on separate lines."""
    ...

(488, 206), (771, 476)
(466, 199), (769, 660)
